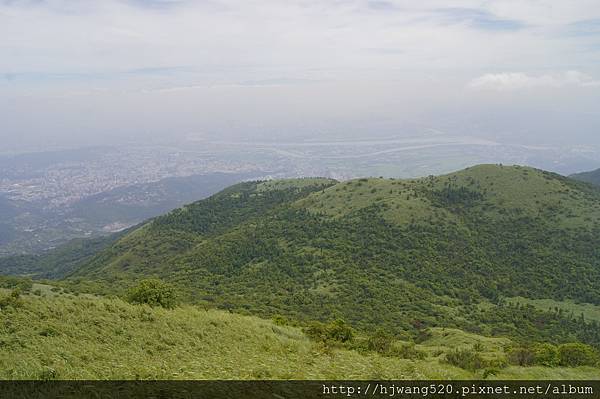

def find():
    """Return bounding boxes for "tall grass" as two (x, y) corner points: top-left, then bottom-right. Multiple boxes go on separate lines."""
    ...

(1, 293), (599, 380)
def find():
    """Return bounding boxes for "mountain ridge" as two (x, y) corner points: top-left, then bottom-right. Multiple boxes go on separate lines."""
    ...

(571, 168), (600, 187)
(36, 164), (597, 348)
(3, 164), (600, 350)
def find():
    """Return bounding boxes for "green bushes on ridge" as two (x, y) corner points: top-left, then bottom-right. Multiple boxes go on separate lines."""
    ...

(445, 348), (488, 371)
(508, 343), (599, 368)
(125, 279), (179, 309)
(303, 319), (354, 344)
(558, 343), (599, 367)
(0, 275), (32, 292)
(365, 329), (394, 354)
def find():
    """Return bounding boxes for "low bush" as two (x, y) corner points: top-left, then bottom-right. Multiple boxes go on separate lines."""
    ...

(0, 289), (23, 310)
(558, 343), (599, 367)
(0, 276), (32, 293)
(366, 329), (393, 354)
(303, 319), (354, 344)
(508, 342), (598, 368)
(125, 279), (179, 309)
(533, 343), (559, 367)
(272, 314), (290, 326)
(392, 343), (426, 360)
(446, 348), (486, 371)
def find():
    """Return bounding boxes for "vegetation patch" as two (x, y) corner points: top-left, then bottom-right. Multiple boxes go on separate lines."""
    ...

(2, 294), (599, 380)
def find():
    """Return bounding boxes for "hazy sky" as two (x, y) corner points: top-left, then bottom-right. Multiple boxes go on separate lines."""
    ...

(1, 0), (599, 150)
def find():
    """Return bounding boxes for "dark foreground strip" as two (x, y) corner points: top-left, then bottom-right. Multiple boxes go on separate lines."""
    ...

(0, 381), (599, 399)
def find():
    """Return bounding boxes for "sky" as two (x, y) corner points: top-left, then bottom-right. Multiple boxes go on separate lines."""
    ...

(1, 0), (599, 150)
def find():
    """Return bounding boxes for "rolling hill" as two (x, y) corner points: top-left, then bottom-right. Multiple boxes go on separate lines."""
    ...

(3, 164), (600, 378)
(571, 168), (600, 187)
(15, 165), (592, 348)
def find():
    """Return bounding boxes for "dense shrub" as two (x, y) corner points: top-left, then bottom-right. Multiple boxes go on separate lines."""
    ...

(392, 343), (426, 360)
(272, 315), (290, 326)
(366, 329), (393, 354)
(533, 343), (559, 367)
(0, 289), (23, 310)
(125, 279), (178, 309)
(352, 330), (426, 359)
(303, 319), (353, 344)
(0, 276), (32, 292)
(558, 343), (599, 367)
(446, 348), (486, 371)
(508, 343), (598, 368)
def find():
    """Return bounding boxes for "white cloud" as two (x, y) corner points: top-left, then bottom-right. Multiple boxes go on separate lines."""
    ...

(468, 70), (600, 91)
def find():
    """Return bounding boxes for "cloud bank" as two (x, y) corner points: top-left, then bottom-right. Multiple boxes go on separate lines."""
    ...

(469, 71), (600, 91)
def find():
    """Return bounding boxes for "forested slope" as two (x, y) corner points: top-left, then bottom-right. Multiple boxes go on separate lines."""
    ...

(54, 165), (600, 349)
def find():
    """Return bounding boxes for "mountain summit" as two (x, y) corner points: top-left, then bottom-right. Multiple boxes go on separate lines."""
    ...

(43, 165), (599, 347)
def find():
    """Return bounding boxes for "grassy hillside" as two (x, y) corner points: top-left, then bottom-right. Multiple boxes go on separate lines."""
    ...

(571, 168), (600, 186)
(4, 165), (600, 369)
(1, 288), (598, 380)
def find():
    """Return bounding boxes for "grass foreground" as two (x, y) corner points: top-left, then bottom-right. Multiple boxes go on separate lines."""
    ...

(1, 289), (599, 380)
